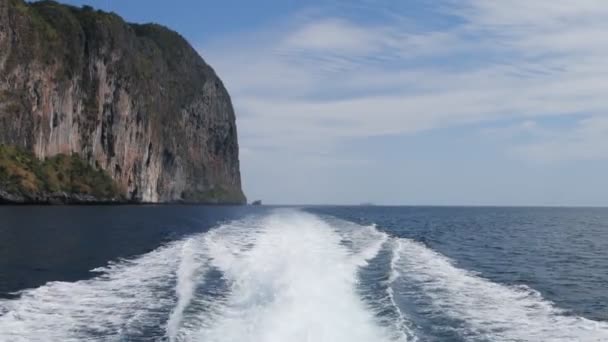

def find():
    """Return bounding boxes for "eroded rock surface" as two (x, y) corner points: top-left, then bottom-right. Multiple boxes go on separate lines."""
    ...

(0, 0), (245, 203)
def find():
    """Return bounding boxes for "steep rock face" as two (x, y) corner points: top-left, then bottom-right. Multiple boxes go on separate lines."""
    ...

(0, 0), (245, 203)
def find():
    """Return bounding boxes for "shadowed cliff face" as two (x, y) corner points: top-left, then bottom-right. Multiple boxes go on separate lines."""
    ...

(0, 0), (246, 203)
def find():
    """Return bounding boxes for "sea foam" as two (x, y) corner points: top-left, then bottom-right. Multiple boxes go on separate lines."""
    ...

(2, 209), (605, 342)
(184, 210), (403, 342)
(389, 237), (608, 341)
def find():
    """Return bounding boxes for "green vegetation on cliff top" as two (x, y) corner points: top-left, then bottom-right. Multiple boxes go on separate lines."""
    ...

(0, 145), (122, 201)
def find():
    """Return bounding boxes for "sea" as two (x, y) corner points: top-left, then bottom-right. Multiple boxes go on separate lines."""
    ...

(0, 205), (607, 341)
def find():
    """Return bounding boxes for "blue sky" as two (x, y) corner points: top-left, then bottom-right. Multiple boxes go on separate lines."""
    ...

(57, 0), (608, 205)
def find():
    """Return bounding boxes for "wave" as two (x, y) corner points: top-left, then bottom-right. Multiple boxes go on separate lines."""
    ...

(166, 236), (210, 341)
(389, 237), (608, 341)
(1, 208), (606, 341)
(183, 210), (404, 342)
(0, 240), (182, 341)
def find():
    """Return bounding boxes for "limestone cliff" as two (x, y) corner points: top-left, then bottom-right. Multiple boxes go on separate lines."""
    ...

(0, 0), (246, 203)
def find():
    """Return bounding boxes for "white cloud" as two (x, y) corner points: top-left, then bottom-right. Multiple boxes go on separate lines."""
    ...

(200, 0), (608, 163)
(512, 116), (608, 163)
(282, 18), (380, 53)
(481, 120), (541, 140)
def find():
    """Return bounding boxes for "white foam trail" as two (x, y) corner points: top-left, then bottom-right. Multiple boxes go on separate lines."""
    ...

(388, 239), (403, 284)
(326, 218), (415, 341)
(166, 217), (266, 339)
(337, 222), (388, 267)
(166, 236), (210, 342)
(386, 240), (416, 342)
(0, 241), (183, 341)
(391, 238), (608, 341)
(0, 210), (407, 341)
(181, 210), (405, 342)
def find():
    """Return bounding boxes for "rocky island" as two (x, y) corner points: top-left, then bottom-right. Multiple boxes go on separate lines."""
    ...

(0, 0), (246, 204)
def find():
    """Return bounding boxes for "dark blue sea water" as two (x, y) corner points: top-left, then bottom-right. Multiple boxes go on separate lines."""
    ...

(0, 206), (607, 341)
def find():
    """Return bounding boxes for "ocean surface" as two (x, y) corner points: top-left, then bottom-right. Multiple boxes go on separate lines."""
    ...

(0, 206), (607, 341)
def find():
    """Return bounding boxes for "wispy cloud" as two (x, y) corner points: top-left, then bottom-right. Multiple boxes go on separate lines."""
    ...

(282, 18), (380, 53)
(512, 116), (608, 163)
(203, 0), (608, 160)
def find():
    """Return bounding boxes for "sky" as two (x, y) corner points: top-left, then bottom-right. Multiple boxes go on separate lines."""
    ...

(54, 0), (608, 206)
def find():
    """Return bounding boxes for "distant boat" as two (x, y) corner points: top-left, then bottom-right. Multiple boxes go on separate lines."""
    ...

(360, 202), (375, 206)
(251, 200), (262, 206)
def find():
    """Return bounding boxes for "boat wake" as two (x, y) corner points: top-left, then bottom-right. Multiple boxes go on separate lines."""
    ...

(0, 209), (607, 341)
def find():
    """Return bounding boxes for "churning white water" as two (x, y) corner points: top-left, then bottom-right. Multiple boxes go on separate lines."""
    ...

(0, 240), (181, 341)
(1, 209), (607, 341)
(389, 238), (608, 341)
(184, 211), (402, 342)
